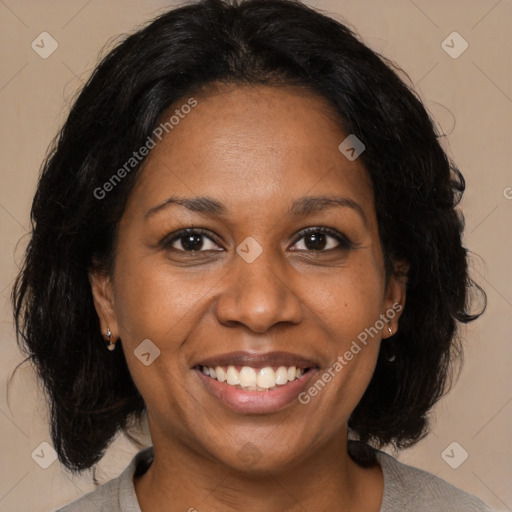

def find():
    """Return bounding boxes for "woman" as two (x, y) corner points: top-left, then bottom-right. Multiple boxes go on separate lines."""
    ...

(12, 0), (493, 510)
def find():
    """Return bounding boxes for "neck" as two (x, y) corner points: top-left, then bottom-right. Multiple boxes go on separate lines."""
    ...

(134, 431), (383, 512)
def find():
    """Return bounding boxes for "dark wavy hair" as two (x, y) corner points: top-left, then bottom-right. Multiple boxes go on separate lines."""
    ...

(12, 0), (486, 473)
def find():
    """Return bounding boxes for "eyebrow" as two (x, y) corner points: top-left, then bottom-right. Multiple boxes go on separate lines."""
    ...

(145, 194), (367, 225)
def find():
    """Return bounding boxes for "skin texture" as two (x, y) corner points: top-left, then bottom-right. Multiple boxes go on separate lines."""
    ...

(90, 83), (407, 512)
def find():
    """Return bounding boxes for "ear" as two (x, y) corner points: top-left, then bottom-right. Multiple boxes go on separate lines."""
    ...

(89, 267), (119, 341)
(382, 260), (409, 339)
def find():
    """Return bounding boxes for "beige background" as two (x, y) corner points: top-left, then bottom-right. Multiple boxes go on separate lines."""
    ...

(0, 0), (511, 510)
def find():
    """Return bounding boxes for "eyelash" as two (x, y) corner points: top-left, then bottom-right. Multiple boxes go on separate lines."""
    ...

(162, 227), (356, 254)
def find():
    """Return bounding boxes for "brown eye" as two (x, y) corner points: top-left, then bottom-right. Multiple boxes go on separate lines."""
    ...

(163, 229), (222, 252)
(290, 227), (354, 252)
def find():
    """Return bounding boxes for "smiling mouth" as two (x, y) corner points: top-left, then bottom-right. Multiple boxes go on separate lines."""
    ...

(197, 364), (314, 391)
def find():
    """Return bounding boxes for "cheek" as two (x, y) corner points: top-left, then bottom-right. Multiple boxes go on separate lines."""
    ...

(112, 246), (209, 345)
(111, 245), (220, 404)
(307, 257), (385, 342)
(111, 253), (196, 414)
(300, 258), (384, 409)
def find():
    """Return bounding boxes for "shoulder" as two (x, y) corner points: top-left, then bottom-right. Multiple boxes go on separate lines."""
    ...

(55, 446), (154, 512)
(375, 449), (494, 512)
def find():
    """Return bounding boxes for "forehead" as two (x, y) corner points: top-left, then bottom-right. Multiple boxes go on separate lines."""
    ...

(126, 84), (375, 219)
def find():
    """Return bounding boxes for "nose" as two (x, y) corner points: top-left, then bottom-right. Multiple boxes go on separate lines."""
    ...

(215, 250), (303, 333)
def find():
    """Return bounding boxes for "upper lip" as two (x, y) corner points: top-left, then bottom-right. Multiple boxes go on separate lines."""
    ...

(194, 351), (319, 370)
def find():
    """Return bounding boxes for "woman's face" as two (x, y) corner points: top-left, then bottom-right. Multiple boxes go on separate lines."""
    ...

(91, 84), (406, 472)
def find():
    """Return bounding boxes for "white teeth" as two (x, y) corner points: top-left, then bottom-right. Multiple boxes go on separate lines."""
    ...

(275, 366), (289, 385)
(257, 367), (275, 389)
(202, 364), (308, 390)
(215, 366), (226, 383)
(226, 365), (240, 385)
(239, 366), (257, 387)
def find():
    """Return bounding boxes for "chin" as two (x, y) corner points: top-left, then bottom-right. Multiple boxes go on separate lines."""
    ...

(208, 441), (307, 475)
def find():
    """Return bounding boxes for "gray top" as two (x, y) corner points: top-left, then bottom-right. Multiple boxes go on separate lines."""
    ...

(56, 446), (494, 511)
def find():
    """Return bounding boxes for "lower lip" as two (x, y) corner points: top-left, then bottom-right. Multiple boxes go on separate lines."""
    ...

(195, 367), (318, 414)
